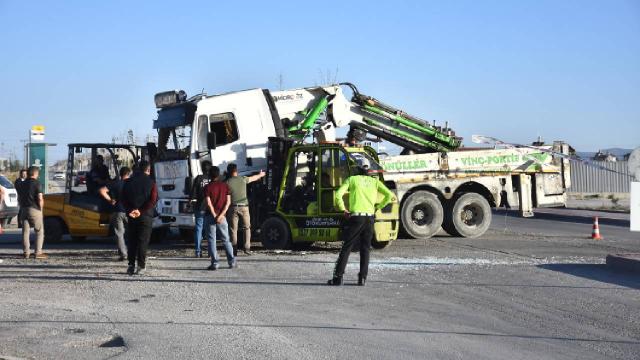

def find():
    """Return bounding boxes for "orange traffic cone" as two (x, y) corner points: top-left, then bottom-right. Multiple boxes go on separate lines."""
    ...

(591, 216), (602, 240)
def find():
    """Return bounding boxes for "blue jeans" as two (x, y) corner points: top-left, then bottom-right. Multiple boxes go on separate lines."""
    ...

(205, 215), (235, 266)
(194, 210), (210, 256)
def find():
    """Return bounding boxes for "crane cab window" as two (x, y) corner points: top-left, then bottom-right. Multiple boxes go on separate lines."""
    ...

(281, 149), (318, 215)
(209, 113), (239, 146)
(320, 148), (351, 213)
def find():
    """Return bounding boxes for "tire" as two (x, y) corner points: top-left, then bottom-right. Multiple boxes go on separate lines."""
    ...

(443, 193), (491, 238)
(371, 239), (390, 249)
(400, 191), (444, 239)
(292, 241), (314, 250)
(44, 217), (64, 242)
(260, 217), (291, 250)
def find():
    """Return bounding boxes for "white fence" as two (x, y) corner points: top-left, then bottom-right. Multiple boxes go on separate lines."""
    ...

(569, 160), (631, 193)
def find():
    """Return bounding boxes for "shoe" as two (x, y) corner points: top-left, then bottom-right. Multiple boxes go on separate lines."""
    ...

(23, 252), (30, 259)
(327, 276), (343, 286)
(127, 266), (135, 275)
(199, 253), (204, 258)
(195, 252), (201, 258)
(118, 255), (126, 262)
(136, 267), (146, 275)
(229, 260), (236, 269)
(243, 250), (252, 256)
(233, 248), (238, 257)
(358, 274), (366, 287)
(35, 253), (48, 260)
(207, 264), (218, 271)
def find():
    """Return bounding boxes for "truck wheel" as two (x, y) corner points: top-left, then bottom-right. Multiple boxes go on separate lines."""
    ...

(371, 239), (390, 249)
(443, 193), (491, 238)
(260, 217), (291, 250)
(44, 217), (64, 242)
(401, 191), (444, 239)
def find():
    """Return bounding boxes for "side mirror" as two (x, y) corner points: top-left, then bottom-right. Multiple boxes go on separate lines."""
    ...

(207, 132), (217, 150)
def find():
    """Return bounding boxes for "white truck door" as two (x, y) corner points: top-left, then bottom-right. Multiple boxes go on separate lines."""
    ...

(194, 89), (277, 176)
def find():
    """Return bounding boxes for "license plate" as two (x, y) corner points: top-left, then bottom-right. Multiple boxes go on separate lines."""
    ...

(162, 207), (172, 214)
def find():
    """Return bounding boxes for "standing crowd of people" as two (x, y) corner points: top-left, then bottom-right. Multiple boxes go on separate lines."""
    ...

(12, 156), (391, 286)
(190, 162), (265, 269)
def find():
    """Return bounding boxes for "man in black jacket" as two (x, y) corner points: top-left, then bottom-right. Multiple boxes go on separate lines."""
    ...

(121, 161), (158, 275)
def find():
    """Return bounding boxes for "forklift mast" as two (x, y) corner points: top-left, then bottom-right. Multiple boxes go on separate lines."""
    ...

(250, 137), (295, 225)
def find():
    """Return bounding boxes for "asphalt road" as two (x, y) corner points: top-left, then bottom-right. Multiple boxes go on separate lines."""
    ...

(0, 208), (638, 359)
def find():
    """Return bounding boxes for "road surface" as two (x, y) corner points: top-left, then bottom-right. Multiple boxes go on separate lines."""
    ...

(0, 208), (638, 359)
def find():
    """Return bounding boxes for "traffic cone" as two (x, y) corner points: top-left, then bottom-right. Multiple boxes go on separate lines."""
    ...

(591, 216), (602, 240)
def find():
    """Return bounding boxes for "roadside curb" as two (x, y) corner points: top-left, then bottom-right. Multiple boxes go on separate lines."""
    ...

(606, 253), (640, 273)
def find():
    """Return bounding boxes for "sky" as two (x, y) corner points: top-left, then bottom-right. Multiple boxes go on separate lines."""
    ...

(0, 0), (638, 162)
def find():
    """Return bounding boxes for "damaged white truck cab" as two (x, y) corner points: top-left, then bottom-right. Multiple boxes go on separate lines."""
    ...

(152, 88), (285, 229)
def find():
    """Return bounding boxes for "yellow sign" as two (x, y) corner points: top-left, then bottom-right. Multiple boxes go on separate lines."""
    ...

(30, 125), (45, 141)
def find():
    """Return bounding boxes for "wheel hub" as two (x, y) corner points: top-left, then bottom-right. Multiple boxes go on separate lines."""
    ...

(412, 205), (432, 226)
(460, 205), (481, 226)
(267, 228), (279, 242)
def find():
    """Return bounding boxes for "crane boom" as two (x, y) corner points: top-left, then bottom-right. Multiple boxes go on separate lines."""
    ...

(271, 83), (462, 153)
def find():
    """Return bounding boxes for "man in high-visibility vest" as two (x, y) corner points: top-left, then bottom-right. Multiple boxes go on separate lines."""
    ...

(328, 156), (394, 286)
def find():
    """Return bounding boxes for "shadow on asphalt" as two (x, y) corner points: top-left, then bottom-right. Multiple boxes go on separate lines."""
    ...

(0, 274), (331, 287)
(1, 319), (638, 345)
(2, 272), (638, 291)
(537, 264), (640, 290)
(493, 209), (630, 227)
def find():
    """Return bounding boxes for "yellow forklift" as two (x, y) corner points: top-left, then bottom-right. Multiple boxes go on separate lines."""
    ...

(43, 143), (150, 242)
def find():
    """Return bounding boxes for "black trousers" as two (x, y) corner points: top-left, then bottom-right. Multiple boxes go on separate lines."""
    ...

(333, 216), (374, 279)
(127, 216), (153, 268)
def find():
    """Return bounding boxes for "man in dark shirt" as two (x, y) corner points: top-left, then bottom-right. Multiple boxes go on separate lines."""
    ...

(189, 160), (212, 258)
(17, 166), (46, 259)
(98, 166), (132, 261)
(14, 169), (27, 193)
(121, 161), (158, 275)
(14, 169), (28, 229)
(204, 166), (235, 270)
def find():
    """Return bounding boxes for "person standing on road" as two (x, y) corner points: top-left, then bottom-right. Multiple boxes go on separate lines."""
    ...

(225, 163), (265, 256)
(121, 161), (158, 275)
(17, 166), (47, 259)
(328, 159), (394, 286)
(190, 160), (212, 258)
(98, 166), (132, 261)
(204, 166), (235, 270)
(14, 169), (28, 228)
(14, 169), (27, 192)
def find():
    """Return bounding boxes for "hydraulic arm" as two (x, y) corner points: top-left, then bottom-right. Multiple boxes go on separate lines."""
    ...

(273, 83), (462, 153)
(339, 83), (462, 153)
